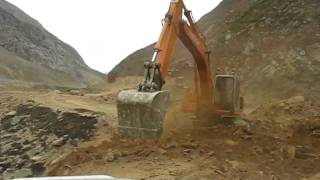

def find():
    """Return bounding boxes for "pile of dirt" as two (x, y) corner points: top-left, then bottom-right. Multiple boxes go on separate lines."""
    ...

(0, 0), (104, 88)
(250, 95), (320, 127)
(0, 102), (99, 179)
(249, 95), (320, 159)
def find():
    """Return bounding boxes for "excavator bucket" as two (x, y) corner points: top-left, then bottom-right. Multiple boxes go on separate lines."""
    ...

(117, 89), (170, 139)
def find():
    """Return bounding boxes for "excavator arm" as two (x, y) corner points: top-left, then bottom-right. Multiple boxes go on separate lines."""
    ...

(139, 0), (213, 106)
(178, 14), (213, 105)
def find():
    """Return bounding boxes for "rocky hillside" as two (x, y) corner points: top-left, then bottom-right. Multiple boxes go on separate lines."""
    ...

(0, 0), (104, 89)
(0, 101), (100, 178)
(108, 0), (320, 108)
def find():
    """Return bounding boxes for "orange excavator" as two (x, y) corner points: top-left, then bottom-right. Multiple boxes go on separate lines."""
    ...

(117, 0), (243, 139)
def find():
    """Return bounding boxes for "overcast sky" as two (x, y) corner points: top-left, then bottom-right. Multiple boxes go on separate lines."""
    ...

(7, 0), (222, 73)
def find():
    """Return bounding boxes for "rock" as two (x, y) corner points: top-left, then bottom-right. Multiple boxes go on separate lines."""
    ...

(295, 151), (317, 159)
(285, 96), (305, 104)
(279, 102), (286, 107)
(26, 146), (44, 157)
(11, 142), (23, 149)
(295, 152), (317, 159)
(2, 169), (15, 180)
(69, 138), (79, 147)
(241, 135), (253, 140)
(269, 159), (275, 163)
(113, 150), (122, 159)
(21, 154), (31, 160)
(232, 117), (250, 131)
(5, 111), (16, 116)
(311, 129), (320, 138)
(54, 90), (62, 94)
(1, 134), (13, 139)
(30, 161), (46, 175)
(7, 126), (20, 133)
(45, 135), (57, 146)
(225, 33), (232, 41)
(105, 152), (118, 162)
(285, 145), (296, 159)
(0, 157), (7, 162)
(181, 143), (199, 149)
(163, 141), (178, 149)
(243, 42), (255, 55)
(306, 173), (320, 180)
(219, 165), (228, 173)
(31, 155), (44, 162)
(225, 140), (239, 146)
(208, 151), (215, 157)
(3, 168), (32, 179)
(254, 146), (263, 154)
(56, 112), (98, 139)
(6, 148), (23, 155)
(16, 158), (27, 169)
(157, 148), (167, 155)
(69, 90), (84, 96)
(120, 150), (129, 157)
(190, 115), (197, 120)
(0, 159), (11, 170)
(227, 160), (241, 169)
(138, 149), (154, 157)
(183, 149), (192, 154)
(299, 49), (306, 56)
(294, 146), (317, 159)
(52, 137), (66, 147)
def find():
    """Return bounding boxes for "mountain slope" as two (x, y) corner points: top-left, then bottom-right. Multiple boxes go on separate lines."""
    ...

(0, 0), (104, 88)
(108, 0), (320, 107)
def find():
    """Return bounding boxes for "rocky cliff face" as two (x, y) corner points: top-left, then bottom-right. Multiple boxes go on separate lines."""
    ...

(0, 0), (104, 88)
(108, 0), (320, 107)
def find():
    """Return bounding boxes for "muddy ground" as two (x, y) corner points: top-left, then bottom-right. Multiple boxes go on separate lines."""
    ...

(0, 78), (319, 180)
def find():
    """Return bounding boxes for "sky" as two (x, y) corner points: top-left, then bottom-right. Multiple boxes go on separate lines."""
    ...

(7, 0), (222, 73)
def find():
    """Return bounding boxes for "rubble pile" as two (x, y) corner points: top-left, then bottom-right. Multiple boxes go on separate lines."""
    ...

(0, 102), (98, 179)
(250, 96), (320, 128)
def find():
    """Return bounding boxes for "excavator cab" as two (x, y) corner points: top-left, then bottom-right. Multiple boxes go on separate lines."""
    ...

(214, 74), (243, 116)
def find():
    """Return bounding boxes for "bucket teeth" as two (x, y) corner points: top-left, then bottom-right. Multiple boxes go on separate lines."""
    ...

(117, 89), (170, 139)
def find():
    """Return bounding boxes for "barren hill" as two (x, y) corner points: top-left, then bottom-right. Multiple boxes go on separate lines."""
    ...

(108, 0), (320, 108)
(0, 0), (104, 89)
